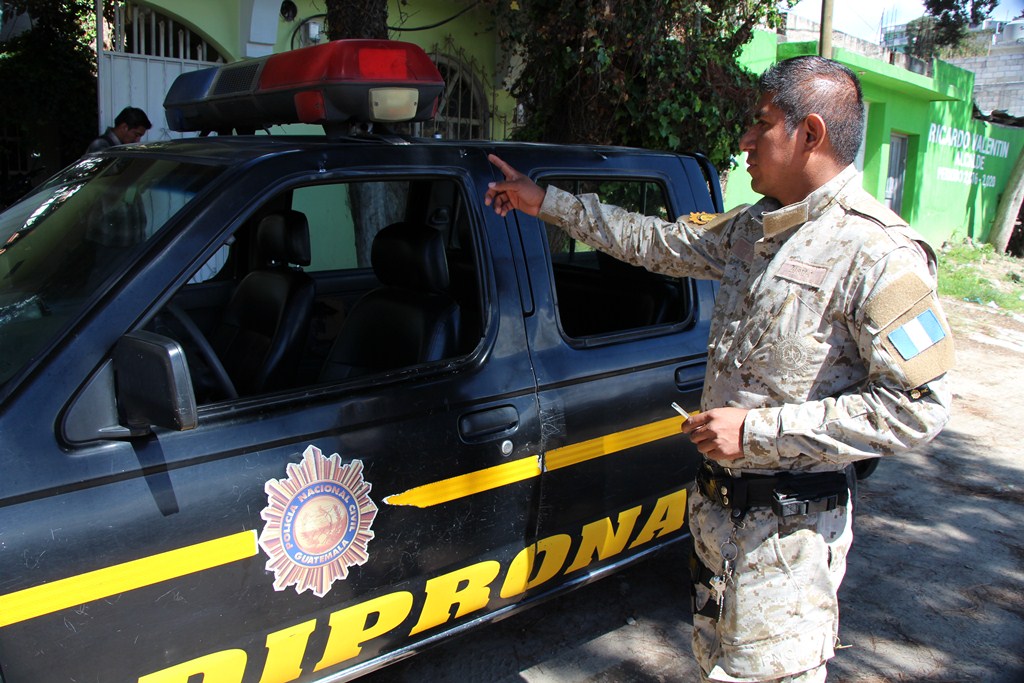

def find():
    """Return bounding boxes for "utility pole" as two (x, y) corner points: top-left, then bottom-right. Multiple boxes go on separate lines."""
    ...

(95, 0), (108, 138)
(820, 0), (834, 58)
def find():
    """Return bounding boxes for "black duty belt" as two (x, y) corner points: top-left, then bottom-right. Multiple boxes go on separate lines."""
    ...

(695, 460), (850, 518)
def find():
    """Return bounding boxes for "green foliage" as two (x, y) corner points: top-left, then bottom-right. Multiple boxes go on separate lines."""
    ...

(0, 0), (97, 167)
(905, 16), (942, 60)
(485, 0), (790, 170)
(323, 0), (388, 40)
(906, 0), (998, 59)
(938, 241), (1024, 313)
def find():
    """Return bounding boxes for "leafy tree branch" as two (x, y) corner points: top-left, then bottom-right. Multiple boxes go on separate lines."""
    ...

(484, 0), (790, 170)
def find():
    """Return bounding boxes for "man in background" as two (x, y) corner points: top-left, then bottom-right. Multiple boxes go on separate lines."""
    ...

(85, 106), (152, 154)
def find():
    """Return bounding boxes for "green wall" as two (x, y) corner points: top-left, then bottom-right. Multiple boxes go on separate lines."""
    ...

(723, 29), (780, 208)
(726, 35), (1024, 247)
(918, 60), (1022, 244)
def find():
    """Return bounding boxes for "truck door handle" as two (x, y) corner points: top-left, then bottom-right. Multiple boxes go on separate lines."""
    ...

(459, 405), (519, 441)
(675, 361), (706, 392)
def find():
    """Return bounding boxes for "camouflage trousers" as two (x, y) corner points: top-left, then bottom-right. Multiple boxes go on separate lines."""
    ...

(689, 483), (853, 682)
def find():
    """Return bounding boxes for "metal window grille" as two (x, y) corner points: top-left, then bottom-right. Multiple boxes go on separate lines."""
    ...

(422, 52), (490, 140)
(103, 1), (223, 63)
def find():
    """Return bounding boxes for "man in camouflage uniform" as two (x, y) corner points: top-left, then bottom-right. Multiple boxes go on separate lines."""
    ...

(485, 56), (953, 682)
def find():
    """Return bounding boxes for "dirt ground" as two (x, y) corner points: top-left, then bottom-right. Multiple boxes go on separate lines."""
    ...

(362, 293), (1024, 683)
(828, 297), (1024, 683)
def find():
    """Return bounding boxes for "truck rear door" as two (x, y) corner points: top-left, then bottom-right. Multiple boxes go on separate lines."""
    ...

(498, 149), (716, 586)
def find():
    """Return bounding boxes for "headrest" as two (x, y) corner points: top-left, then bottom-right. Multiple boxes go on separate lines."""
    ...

(256, 210), (311, 267)
(371, 222), (449, 291)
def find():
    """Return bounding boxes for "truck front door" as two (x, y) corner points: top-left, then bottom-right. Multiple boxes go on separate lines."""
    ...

(0, 151), (542, 683)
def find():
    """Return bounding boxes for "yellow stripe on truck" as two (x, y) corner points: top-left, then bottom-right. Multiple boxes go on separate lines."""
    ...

(0, 530), (257, 628)
(386, 414), (688, 507)
(0, 414), (690, 626)
(383, 454), (543, 508)
(545, 415), (686, 471)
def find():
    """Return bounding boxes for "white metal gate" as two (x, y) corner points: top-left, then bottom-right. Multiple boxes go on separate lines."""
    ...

(97, 2), (223, 141)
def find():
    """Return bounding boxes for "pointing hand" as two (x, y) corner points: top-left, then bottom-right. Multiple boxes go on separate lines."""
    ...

(485, 154), (545, 217)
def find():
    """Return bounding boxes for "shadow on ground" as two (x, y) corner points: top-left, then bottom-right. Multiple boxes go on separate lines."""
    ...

(830, 424), (1024, 683)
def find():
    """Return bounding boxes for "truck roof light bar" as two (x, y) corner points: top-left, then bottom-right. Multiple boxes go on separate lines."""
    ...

(164, 39), (444, 134)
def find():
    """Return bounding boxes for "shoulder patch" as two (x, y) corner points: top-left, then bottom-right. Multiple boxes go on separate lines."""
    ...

(877, 296), (955, 388)
(865, 273), (954, 387)
(888, 309), (946, 361)
(840, 194), (907, 228)
(863, 272), (932, 330)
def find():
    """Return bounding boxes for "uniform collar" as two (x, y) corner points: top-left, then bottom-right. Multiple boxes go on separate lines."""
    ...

(759, 165), (860, 239)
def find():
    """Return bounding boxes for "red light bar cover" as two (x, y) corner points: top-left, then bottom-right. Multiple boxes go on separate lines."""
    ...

(163, 39), (444, 132)
(259, 40), (439, 90)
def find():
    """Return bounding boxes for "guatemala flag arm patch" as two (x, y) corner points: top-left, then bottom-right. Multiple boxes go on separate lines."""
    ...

(887, 309), (946, 360)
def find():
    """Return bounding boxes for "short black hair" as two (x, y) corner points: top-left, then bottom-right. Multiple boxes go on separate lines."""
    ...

(114, 106), (152, 130)
(758, 56), (864, 166)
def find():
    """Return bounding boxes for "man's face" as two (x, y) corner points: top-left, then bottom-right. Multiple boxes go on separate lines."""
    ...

(115, 124), (147, 144)
(738, 94), (803, 204)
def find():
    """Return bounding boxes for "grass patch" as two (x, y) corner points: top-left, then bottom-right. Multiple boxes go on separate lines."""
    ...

(937, 242), (1024, 313)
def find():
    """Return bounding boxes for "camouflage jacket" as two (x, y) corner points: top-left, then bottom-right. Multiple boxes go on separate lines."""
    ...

(538, 165), (953, 473)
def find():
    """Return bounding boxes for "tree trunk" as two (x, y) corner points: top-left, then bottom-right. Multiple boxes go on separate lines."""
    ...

(325, 0), (388, 40)
(990, 148), (1024, 254)
(322, 2), (394, 259)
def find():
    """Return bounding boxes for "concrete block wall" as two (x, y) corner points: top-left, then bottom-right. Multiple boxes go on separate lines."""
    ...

(948, 47), (1024, 116)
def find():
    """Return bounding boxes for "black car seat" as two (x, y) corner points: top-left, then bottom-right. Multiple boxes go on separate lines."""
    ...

(319, 221), (461, 381)
(211, 209), (315, 395)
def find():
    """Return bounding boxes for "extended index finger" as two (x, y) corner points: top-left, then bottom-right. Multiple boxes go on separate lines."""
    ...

(487, 153), (520, 181)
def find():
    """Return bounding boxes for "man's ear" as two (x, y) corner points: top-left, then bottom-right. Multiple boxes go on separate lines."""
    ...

(802, 114), (827, 152)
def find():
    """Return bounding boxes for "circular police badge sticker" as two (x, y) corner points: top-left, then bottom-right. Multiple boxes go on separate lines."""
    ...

(258, 445), (377, 597)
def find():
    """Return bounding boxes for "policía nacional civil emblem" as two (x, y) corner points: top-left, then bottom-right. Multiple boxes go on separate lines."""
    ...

(258, 445), (377, 597)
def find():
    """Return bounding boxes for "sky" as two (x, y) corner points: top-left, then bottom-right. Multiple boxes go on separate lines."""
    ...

(789, 0), (1024, 44)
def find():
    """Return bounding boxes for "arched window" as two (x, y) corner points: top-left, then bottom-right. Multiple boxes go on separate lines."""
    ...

(424, 55), (489, 141)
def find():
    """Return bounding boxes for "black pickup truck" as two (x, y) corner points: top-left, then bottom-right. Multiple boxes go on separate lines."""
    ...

(0, 40), (722, 682)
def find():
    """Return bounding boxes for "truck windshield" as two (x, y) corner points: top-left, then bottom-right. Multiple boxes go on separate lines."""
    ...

(0, 155), (223, 389)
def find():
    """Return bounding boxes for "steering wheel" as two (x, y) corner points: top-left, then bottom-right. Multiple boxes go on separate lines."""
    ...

(166, 303), (239, 400)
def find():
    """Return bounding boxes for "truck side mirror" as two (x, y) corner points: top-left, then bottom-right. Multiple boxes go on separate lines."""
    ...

(62, 331), (198, 443)
(114, 331), (198, 432)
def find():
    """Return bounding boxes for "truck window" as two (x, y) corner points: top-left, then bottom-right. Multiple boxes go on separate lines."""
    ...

(0, 156), (223, 393)
(161, 176), (481, 404)
(538, 178), (690, 339)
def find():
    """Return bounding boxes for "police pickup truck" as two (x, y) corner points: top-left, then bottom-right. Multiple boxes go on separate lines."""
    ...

(0, 40), (722, 682)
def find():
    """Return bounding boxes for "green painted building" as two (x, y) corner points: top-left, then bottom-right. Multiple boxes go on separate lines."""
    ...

(726, 32), (1024, 247)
